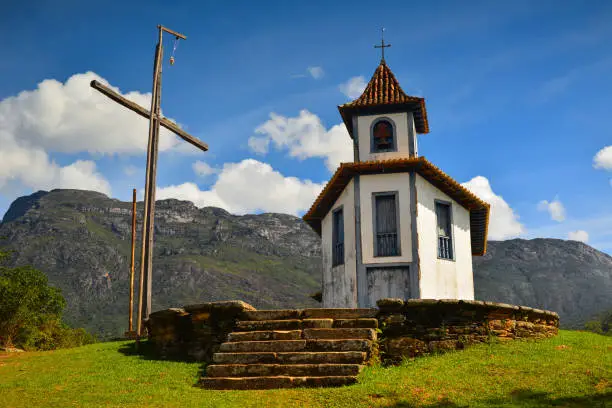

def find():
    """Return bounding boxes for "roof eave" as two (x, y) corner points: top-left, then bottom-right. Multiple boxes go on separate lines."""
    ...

(303, 158), (489, 257)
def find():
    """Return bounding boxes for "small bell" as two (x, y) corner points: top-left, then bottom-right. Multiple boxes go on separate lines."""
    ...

(169, 56), (175, 65)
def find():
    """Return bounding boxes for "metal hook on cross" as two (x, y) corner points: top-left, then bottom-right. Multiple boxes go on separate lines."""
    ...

(170, 36), (180, 65)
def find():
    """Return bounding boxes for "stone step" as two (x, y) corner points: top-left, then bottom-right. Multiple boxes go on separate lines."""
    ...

(241, 310), (302, 321)
(332, 318), (379, 329)
(206, 363), (363, 378)
(213, 351), (368, 365)
(240, 309), (380, 321)
(228, 330), (302, 342)
(302, 308), (378, 319)
(302, 328), (377, 340)
(236, 319), (333, 331)
(218, 339), (373, 353)
(199, 375), (357, 390)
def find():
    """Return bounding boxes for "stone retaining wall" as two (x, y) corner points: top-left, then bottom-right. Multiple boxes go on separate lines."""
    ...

(376, 298), (559, 365)
(145, 300), (255, 362)
(145, 299), (559, 366)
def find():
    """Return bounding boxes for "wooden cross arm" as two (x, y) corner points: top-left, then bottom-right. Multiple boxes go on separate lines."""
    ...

(90, 80), (208, 152)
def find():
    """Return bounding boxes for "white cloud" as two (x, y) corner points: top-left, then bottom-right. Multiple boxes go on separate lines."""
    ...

(307, 66), (324, 79)
(55, 160), (111, 193)
(339, 76), (367, 99)
(192, 160), (217, 177)
(593, 145), (612, 170)
(0, 71), (200, 197)
(0, 134), (111, 195)
(461, 176), (525, 240)
(248, 110), (353, 172)
(568, 230), (589, 243)
(123, 165), (139, 176)
(157, 159), (324, 215)
(537, 198), (566, 222)
(247, 136), (270, 155)
(0, 71), (182, 155)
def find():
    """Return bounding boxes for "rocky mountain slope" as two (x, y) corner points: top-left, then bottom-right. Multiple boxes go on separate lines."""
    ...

(1, 189), (610, 339)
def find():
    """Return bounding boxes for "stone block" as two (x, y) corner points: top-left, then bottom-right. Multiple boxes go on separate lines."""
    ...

(381, 314), (406, 324)
(376, 298), (404, 312)
(333, 318), (378, 329)
(488, 319), (516, 331)
(184, 300), (256, 315)
(428, 340), (460, 353)
(242, 310), (302, 321)
(302, 308), (378, 319)
(199, 375), (357, 390)
(305, 339), (372, 352)
(302, 319), (333, 328)
(211, 351), (369, 365)
(384, 336), (428, 358)
(220, 340), (307, 353)
(490, 329), (512, 338)
(191, 312), (211, 322)
(236, 319), (301, 331)
(275, 351), (367, 365)
(149, 308), (188, 320)
(228, 330), (302, 342)
(302, 328), (376, 340)
(206, 363), (362, 378)
(516, 321), (535, 329)
(437, 299), (461, 305)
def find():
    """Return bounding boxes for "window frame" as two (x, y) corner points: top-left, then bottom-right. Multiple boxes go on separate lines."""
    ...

(435, 199), (455, 261)
(331, 206), (345, 267)
(370, 117), (398, 153)
(372, 191), (401, 257)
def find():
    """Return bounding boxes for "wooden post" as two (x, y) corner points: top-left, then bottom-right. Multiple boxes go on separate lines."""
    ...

(128, 189), (137, 332)
(137, 27), (164, 337)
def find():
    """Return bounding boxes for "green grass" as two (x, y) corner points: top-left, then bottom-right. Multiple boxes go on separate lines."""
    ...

(0, 330), (610, 408)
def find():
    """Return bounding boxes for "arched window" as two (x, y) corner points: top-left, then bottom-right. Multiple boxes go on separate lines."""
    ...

(371, 118), (396, 152)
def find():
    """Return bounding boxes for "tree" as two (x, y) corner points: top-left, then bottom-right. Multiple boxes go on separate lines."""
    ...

(0, 249), (65, 348)
(584, 309), (612, 336)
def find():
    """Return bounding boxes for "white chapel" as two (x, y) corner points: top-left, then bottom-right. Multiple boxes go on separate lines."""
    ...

(303, 57), (490, 308)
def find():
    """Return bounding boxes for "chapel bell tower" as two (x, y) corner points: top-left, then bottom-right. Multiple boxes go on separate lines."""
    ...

(337, 34), (429, 164)
(303, 35), (489, 308)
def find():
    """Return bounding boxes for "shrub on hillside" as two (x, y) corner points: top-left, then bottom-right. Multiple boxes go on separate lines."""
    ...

(0, 249), (96, 350)
(583, 309), (611, 336)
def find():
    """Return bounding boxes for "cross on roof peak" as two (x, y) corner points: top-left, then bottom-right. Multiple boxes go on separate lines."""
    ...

(374, 27), (391, 62)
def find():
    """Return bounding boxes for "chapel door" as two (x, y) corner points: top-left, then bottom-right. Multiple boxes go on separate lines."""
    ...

(365, 266), (410, 308)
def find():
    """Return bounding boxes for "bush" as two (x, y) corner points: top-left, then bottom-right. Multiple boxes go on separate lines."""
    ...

(0, 249), (95, 350)
(583, 309), (612, 336)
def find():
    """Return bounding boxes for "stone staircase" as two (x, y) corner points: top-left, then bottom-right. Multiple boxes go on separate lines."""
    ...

(199, 308), (379, 390)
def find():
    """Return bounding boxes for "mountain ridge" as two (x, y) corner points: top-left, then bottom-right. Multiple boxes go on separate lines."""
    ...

(0, 189), (610, 338)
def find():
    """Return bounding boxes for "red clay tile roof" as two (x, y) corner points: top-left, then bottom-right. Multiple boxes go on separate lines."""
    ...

(338, 60), (430, 137)
(302, 157), (490, 256)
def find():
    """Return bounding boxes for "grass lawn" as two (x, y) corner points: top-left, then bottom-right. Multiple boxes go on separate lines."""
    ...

(0, 330), (610, 408)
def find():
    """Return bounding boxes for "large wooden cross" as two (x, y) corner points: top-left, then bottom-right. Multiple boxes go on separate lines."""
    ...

(90, 25), (208, 336)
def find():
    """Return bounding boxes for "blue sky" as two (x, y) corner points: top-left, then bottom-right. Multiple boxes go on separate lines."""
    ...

(1, 0), (611, 253)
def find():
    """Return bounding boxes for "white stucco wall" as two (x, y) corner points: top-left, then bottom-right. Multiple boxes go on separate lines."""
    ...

(321, 179), (357, 307)
(415, 174), (474, 300)
(359, 173), (412, 264)
(357, 112), (416, 162)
